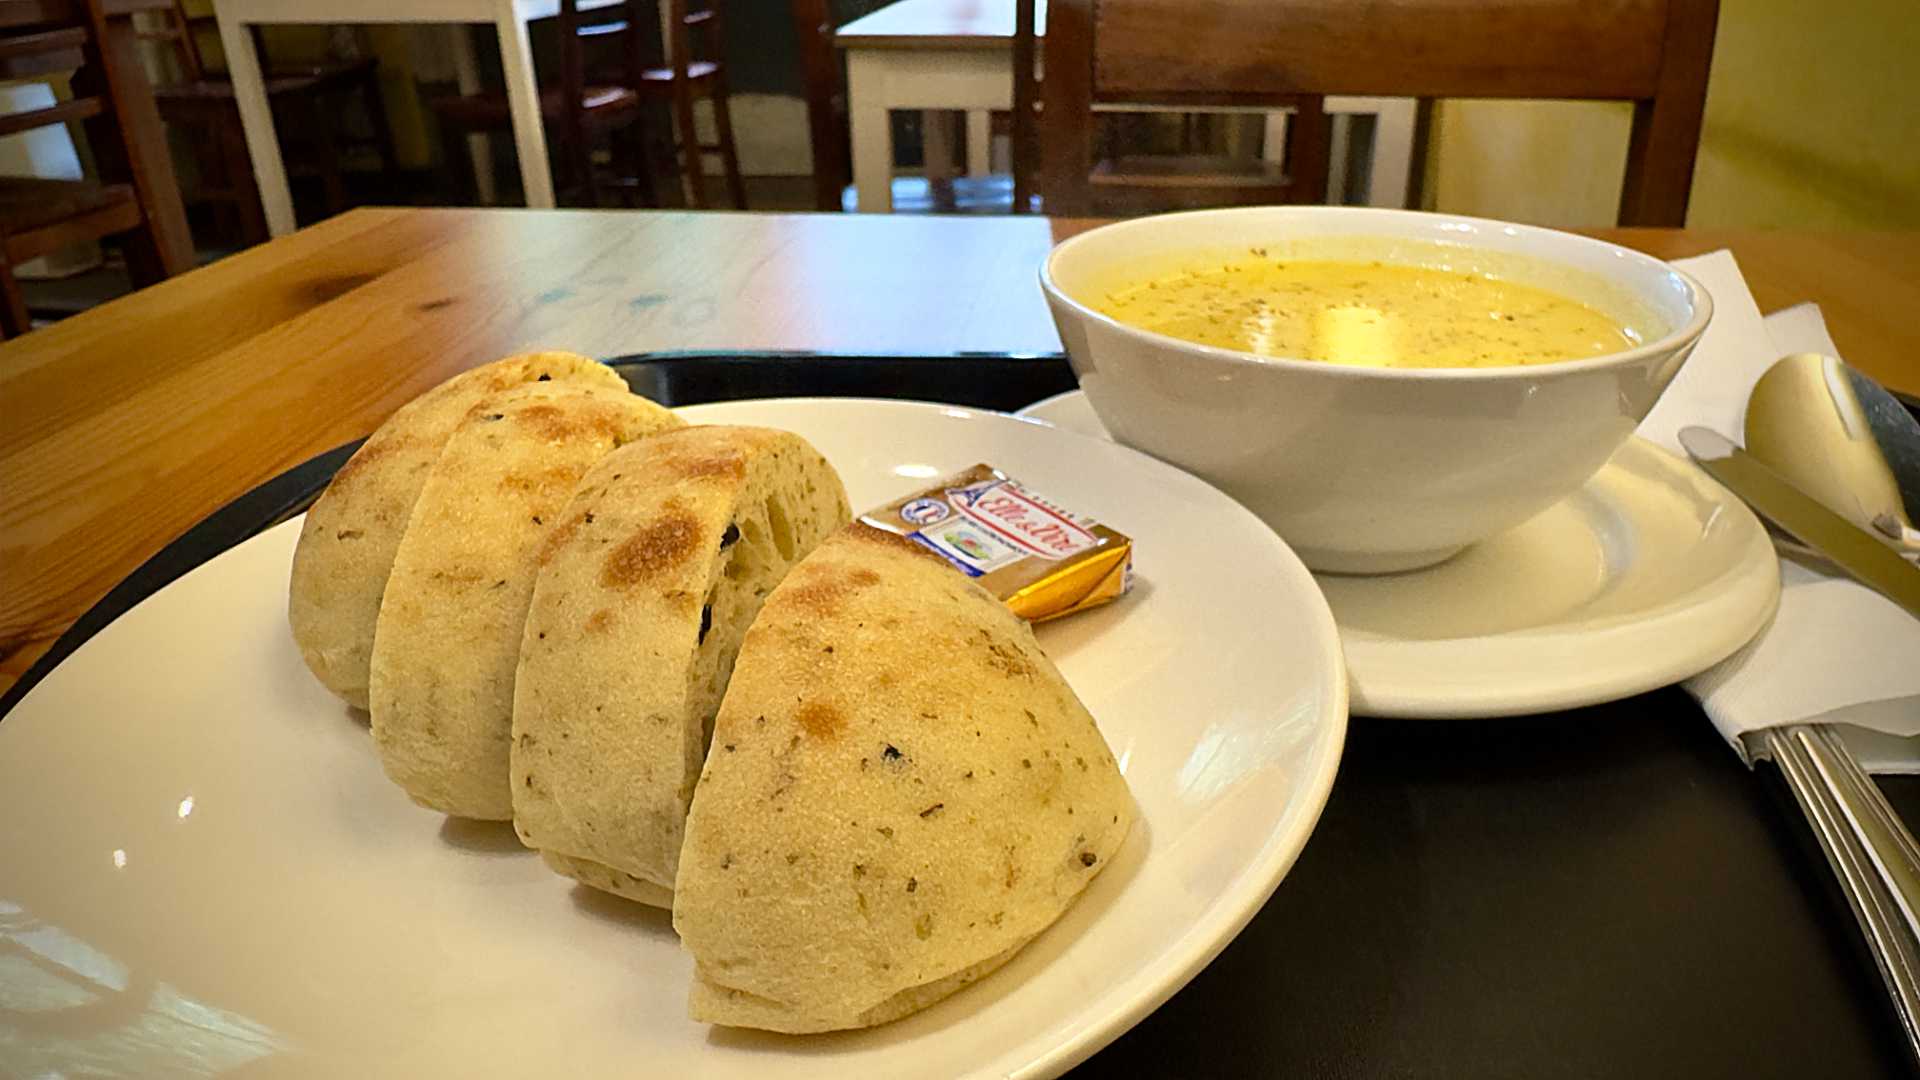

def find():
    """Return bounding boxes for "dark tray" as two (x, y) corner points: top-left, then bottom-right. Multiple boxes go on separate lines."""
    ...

(6, 350), (1913, 1078)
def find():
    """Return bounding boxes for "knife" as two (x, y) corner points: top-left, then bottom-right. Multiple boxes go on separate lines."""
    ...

(1679, 426), (1920, 619)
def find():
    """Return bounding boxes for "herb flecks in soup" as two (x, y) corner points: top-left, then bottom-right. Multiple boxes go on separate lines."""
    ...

(1095, 256), (1637, 368)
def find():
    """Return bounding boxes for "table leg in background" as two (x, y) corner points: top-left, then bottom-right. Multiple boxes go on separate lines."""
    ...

(447, 24), (497, 205)
(922, 110), (956, 182)
(493, 7), (556, 208)
(965, 109), (990, 176)
(213, 9), (297, 236)
(846, 51), (893, 212)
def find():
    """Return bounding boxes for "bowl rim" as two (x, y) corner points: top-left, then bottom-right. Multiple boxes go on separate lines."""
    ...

(1038, 205), (1714, 381)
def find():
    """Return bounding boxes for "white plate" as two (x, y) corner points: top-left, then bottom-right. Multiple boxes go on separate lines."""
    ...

(1019, 390), (1781, 719)
(0, 398), (1346, 1079)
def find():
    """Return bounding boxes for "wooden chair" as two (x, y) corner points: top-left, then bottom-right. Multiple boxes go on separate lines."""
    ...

(140, 3), (396, 247)
(624, 0), (746, 209)
(1024, 0), (1329, 216)
(1037, 0), (1720, 224)
(432, 0), (655, 208)
(0, 0), (193, 337)
(790, 0), (849, 211)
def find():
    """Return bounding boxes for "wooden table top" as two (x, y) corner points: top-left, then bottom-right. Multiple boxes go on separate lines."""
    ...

(2, 207), (1916, 694)
(837, 0), (1046, 48)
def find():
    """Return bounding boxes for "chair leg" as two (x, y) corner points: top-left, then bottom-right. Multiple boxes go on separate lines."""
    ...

(610, 139), (635, 208)
(361, 68), (401, 184)
(613, 118), (659, 208)
(566, 126), (600, 208)
(307, 96), (349, 218)
(670, 82), (709, 209)
(439, 121), (477, 206)
(0, 250), (29, 338)
(121, 225), (169, 288)
(190, 116), (234, 245)
(169, 113), (220, 246)
(707, 84), (747, 210)
(209, 198), (235, 249)
(223, 114), (270, 247)
(587, 139), (607, 208)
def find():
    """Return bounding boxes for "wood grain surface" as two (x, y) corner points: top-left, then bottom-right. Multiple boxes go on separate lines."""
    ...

(2, 207), (1916, 692)
(1091, 0), (1672, 99)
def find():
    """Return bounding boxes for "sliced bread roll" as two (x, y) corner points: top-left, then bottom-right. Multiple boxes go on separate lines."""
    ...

(673, 525), (1136, 1033)
(288, 351), (623, 709)
(512, 426), (851, 907)
(369, 381), (682, 820)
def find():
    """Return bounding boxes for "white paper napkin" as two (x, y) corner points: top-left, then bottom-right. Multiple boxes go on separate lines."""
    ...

(1642, 252), (1920, 771)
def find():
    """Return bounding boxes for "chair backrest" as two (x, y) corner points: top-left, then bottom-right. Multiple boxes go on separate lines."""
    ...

(556, 0), (651, 157)
(1027, 0), (1330, 217)
(1040, 0), (1720, 224)
(133, 1), (271, 84)
(137, 1), (208, 82)
(668, 0), (726, 74)
(0, 20), (101, 139)
(0, 0), (193, 276)
(573, 0), (722, 83)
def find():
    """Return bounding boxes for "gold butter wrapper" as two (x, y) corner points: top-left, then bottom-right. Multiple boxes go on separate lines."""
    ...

(860, 464), (1133, 622)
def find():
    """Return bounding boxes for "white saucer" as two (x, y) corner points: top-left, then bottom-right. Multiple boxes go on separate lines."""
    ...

(1017, 390), (1782, 718)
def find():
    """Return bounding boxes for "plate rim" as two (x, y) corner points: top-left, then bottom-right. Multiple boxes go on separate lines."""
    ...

(1015, 389), (1781, 720)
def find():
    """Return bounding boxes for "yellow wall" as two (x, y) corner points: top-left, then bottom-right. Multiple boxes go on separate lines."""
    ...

(1424, 0), (1920, 229)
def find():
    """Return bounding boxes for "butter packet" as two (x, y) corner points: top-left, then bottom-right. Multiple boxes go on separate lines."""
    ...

(860, 464), (1133, 622)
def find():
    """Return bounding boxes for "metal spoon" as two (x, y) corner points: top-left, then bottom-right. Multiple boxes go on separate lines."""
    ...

(1744, 352), (1920, 561)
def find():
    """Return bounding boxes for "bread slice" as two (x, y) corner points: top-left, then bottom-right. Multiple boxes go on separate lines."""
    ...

(368, 380), (682, 820)
(672, 525), (1136, 1032)
(512, 426), (850, 906)
(288, 351), (623, 709)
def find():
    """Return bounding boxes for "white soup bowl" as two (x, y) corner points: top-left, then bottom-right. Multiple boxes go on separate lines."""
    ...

(1040, 207), (1711, 573)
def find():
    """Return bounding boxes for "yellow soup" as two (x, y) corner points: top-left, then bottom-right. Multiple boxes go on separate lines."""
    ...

(1094, 256), (1638, 368)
